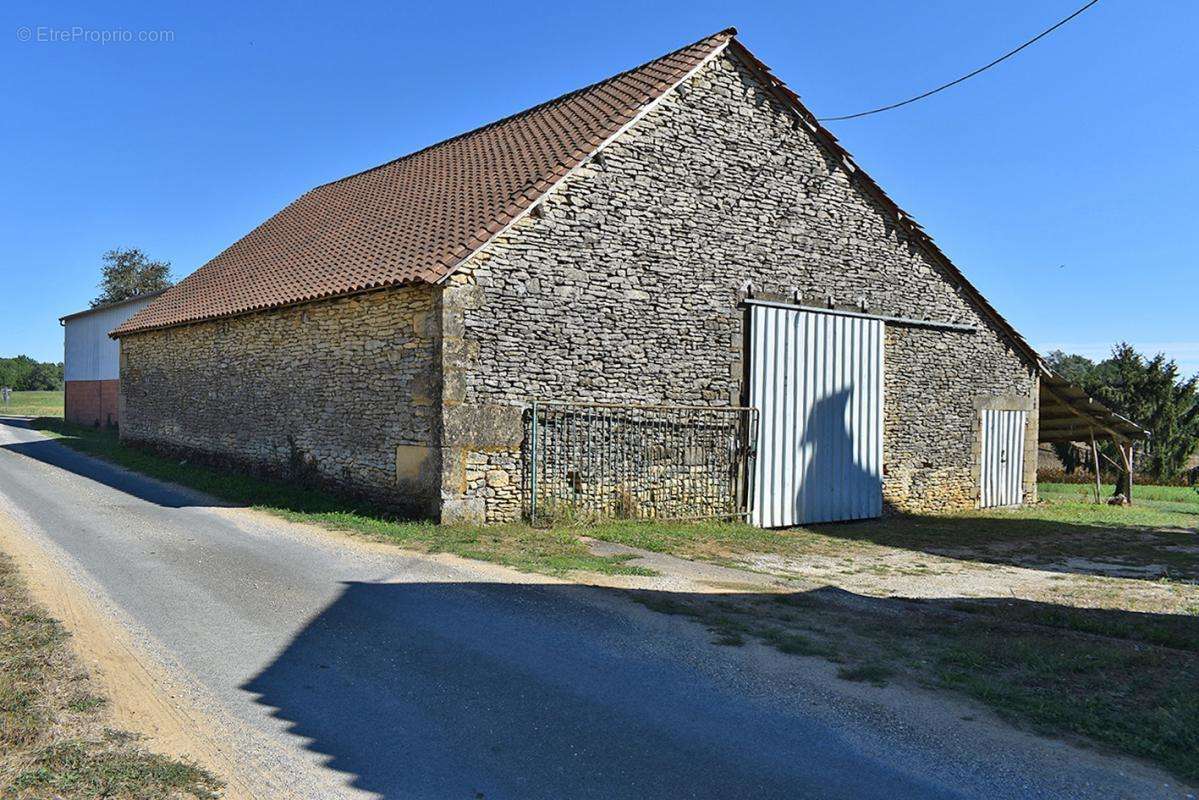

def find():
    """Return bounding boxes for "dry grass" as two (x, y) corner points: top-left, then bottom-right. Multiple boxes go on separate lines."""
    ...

(0, 553), (220, 798)
(601, 494), (1199, 780)
(631, 585), (1199, 781)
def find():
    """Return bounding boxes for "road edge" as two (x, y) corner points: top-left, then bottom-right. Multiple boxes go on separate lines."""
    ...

(0, 507), (261, 800)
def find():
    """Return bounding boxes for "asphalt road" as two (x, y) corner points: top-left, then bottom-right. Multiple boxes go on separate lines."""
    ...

(0, 419), (1186, 799)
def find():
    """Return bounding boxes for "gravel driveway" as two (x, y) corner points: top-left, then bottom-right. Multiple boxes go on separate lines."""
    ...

(0, 418), (1187, 799)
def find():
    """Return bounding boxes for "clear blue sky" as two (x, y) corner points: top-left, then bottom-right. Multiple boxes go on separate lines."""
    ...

(2, 1), (1196, 375)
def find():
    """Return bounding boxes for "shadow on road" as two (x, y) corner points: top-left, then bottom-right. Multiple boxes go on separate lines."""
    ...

(239, 581), (929, 799)
(0, 418), (231, 509)
(240, 580), (1197, 799)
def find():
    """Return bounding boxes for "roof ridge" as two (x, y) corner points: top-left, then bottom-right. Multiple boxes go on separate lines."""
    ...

(59, 287), (170, 323)
(112, 28), (738, 336)
(309, 27), (737, 194)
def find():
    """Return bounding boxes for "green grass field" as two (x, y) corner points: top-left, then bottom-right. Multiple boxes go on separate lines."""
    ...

(1, 390), (64, 417)
(1040, 480), (1199, 509)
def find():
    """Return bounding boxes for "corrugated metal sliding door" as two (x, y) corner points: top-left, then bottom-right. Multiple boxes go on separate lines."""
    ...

(979, 409), (1027, 508)
(749, 304), (883, 528)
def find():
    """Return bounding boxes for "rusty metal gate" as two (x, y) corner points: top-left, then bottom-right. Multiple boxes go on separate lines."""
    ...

(526, 402), (758, 523)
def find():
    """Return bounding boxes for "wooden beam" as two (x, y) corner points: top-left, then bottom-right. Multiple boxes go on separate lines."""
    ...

(1038, 434), (1092, 444)
(1039, 427), (1099, 442)
(1038, 419), (1125, 443)
(1119, 443), (1134, 505)
(1126, 446), (1134, 505)
(1039, 423), (1092, 436)
(1090, 430), (1101, 504)
(1098, 449), (1123, 471)
(1039, 381), (1127, 443)
(1040, 433), (1132, 445)
(1040, 411), (1090, 424)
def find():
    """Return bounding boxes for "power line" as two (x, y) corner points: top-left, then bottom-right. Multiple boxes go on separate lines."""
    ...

(818, 0), (1102, 122)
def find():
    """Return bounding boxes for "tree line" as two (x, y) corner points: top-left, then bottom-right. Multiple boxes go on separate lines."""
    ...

(0, 356), (64, 391)
(1046, 344), (1199, 483)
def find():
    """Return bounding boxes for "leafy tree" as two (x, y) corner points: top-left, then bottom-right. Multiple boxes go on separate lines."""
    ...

(90, 248), (172, 307)
(25, 361), (63, 390)
(1048, 344), (1199, 485)
(1044, 350), (1095, 387)
(1089, 344), (1199, 483)
(0, 355), (34, 388)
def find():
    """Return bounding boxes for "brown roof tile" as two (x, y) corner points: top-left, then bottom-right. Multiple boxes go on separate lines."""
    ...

(115, 29), (735, 335)
(113, 28), (1041, 376)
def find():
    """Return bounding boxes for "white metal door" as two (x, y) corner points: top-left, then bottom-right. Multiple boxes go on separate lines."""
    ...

(979, 409), (1027, 507)
(749, 304), (883, 527)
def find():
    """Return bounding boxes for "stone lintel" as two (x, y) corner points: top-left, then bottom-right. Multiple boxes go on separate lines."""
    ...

(442, 403), (524, 449)
(973, 393), (1035, 412)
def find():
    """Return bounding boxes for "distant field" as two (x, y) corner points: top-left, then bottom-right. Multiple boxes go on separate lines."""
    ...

(0, 390), (64, 417)
(1040, 480), (1199, 510)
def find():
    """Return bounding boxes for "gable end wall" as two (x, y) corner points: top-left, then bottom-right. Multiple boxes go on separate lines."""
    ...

(442, 51), (1038, 522)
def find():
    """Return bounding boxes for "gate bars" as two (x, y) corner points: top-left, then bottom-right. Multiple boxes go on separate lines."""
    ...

(527, 401), (759, 524)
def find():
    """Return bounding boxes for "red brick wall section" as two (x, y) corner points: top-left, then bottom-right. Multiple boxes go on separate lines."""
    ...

(65, 380), (120, 428)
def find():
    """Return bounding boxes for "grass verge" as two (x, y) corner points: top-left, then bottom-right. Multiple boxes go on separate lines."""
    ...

(1040, 480), (1199, 511)
(27, 418), (651, 578)
(823, 499), (1199, 582)
(581, 492), (1199, 585)
(0, 553), (220, 798)
(630, 586), (1199, 782)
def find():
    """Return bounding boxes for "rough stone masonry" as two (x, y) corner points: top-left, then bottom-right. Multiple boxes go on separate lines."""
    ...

(120, 287), (443, 516)
(443, 51), (1039, 522)
(118, 48), (1039, 524)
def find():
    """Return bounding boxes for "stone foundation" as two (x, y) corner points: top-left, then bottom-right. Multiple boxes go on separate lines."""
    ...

(463, 448), (522, 524)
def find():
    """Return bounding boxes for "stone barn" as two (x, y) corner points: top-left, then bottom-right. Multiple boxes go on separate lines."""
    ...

(113, 28), (1047, 526)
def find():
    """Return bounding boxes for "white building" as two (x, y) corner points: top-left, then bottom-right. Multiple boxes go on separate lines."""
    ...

(60, 290), (165, 427)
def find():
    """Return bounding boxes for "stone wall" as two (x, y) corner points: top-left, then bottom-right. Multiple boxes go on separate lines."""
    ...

(119, 286), (441, 514)
(445, 50), (1038, 521)
(884, 327), (1037, 512)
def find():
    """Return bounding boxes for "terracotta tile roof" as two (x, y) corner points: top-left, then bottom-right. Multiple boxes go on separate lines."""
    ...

(114, 29), (736, 335)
